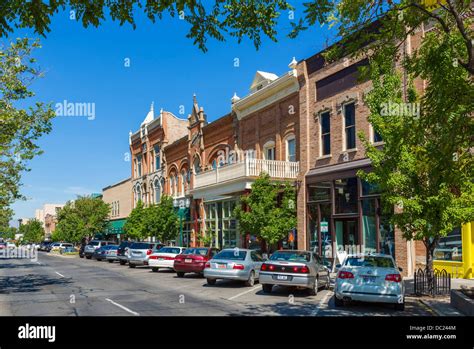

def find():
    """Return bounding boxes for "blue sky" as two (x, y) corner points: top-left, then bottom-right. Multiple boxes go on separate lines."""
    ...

(9, 6), (334, 224)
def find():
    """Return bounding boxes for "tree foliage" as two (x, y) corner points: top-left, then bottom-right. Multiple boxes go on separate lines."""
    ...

(358, 26), (473, 272)
(123, 200), (147, 240)
(234, 173), (296, 251)
(145, 195), (179, 243)
(55, 196), (110, 243)
(0, 38), (55, 225)
(19, 219), (44, 243)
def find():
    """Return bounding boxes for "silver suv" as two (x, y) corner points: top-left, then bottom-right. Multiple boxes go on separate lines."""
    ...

(84, 240), (115, 259)
(128, 242), (163, 268)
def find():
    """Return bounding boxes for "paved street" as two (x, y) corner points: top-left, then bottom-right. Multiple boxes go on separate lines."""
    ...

(0, 251), (433, 317)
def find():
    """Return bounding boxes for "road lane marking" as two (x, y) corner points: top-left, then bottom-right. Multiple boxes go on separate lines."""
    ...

(55, 271), (65, 278)
(105, 298), (140, 316)
(228, 285), (261, 301)
(311, 291), (333, 316)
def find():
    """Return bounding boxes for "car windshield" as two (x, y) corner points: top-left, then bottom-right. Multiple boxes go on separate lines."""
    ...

(213, 250), (247, 261)
(130, 242), (151, 249)
(183, 248), (208, 256)
(344, 256), (395, 268)
(158, 247), (181, 254)
(270, 251), (310, 262)
(89, 241), (100, 246)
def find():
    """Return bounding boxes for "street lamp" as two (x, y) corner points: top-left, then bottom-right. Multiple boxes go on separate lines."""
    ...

(174, 197), (190, 246)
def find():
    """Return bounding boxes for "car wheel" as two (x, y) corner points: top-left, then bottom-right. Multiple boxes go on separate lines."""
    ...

(86, 256), (91, 259)
(129, 264), (136, 268)
(395, 301), (405, 311)
(308, 277), (319, 296)
(334, 296), (344, 307)
(119, 260), (126, 265)
(152, 267), (159, 272)
(79, 255), (84, 258)
(262, 284), (273, 293)
(245, 271), (256, 287)
(108, 260), (113, 263)
(207, 278), (216, 285)
(177, 272), (185, 278)
(97, 258), (101, 262)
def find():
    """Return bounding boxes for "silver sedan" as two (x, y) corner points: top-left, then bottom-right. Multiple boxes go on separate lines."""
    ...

(259, 250), (331, 295)
(204, 248), (265, 287)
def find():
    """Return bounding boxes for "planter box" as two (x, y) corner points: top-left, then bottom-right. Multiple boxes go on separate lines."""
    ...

(450, 289), (474, 316)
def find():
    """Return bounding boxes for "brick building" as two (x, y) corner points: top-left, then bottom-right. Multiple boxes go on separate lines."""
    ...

(294, 27), (431, 276)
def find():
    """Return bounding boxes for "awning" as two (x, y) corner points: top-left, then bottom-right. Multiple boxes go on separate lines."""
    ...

(105, 218), (127, 235)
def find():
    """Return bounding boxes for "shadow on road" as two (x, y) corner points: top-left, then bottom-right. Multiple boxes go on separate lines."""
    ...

(0, 274), (71, 294)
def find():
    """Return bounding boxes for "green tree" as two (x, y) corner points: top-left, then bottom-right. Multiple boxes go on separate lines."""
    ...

(145, 196), (180, 243)
(0, 38), (55, 224)
(55, 196), (110, 243)
(123, 200), (147, 240)
(19, 219), (44, 244)
(234, 173), (296, 252)
(0, 226), (17, 240)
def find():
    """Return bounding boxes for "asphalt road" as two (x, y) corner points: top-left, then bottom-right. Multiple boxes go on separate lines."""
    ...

(0, 251), (433, 316)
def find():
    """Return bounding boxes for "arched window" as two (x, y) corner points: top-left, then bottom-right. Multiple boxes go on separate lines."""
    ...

(193, 157), (201, 174)
(181, 170), (187, 194)
(154, 179), (161, 203)
(170, 176), (175, 196)
(135, 185), (142, 206)
(263, 140), (276, 160)
(285, 134), (296, 162)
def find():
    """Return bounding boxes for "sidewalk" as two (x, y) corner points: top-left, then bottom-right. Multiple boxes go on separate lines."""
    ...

(404, 277), (473, 316)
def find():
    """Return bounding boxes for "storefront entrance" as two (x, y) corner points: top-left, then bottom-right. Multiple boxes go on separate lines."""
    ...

(204, 199), (239, 249)
(334, 218), (359, 253)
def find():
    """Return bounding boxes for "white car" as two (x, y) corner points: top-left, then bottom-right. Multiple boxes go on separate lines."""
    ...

(335, 253), (405, 310)
(50, 243), (73, 253)
(149, 246), (186, 272)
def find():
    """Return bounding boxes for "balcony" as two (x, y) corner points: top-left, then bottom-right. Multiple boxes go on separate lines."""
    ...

(193, 158), (299, 191)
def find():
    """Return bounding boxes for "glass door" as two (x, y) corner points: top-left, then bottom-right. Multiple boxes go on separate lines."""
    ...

(334, 218), (359, 254)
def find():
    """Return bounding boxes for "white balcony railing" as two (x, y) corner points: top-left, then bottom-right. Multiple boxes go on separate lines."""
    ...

(193, 158), (299, 190)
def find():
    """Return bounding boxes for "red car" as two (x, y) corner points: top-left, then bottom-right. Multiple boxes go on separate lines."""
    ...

(174, 247), (219, 277)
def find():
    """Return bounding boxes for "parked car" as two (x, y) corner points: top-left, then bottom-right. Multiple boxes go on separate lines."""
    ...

(259, 250), (330, 296)
(105, 245), (120, 263)
(6, 242), (16, 249)
(0, 242), (6, 255)
(79, 243), (86, 258)
(92, 245), (119, 261)
(203, 248), (264, 287)
(50, 243), (73, 253)
(60, 246), (77, 254)
(148, 246), (186, 272)
(128, 242), (164, 268)
(334, 253), (405, 310)
(84, 240), (115, 259)
(44, 242), (55, 252)
(117, 241), (135, 265)
(38, 241), (51, 251)
(174, 247), (219, 277)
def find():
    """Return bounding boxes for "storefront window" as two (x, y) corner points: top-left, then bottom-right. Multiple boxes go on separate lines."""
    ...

(222, 200), (238, 248)
(320, 203), (332, 258)
(308, 182), (331, 202)
(379, 215), (395, 258)
(434, 227), (462, 261)
(334, 177), (358, 214)
(362, 199), (377, 253)
(205, 203), (218, 248)
(308, 204), (319, 253)
(361, 180), (380, 196)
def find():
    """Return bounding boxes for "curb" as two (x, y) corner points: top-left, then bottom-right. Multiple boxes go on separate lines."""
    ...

(418, 299), (442, 316)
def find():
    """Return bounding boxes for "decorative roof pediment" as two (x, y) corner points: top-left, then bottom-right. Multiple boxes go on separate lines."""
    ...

(250, 71), (278, 93)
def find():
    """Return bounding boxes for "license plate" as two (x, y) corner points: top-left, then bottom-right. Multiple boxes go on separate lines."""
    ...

(217, 263), (227, 269)
(185, 259), (193, 263)
(276, 275), (288, 280)
(362, 276), (377, 283)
